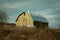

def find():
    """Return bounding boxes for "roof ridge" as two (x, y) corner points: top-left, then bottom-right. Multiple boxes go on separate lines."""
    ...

(16, 12), (25, 22)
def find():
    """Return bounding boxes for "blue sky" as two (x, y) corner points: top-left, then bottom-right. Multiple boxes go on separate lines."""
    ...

(0, 0), (60, 28)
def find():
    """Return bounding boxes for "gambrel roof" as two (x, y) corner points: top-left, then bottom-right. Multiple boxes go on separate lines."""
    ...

(16, 12), (48, 23)
(31, 15), (48, 23)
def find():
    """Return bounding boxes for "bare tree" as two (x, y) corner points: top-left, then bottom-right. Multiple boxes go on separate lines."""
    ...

(0, 11), (7, 23)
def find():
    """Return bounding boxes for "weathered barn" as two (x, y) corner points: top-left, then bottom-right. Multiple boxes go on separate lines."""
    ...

(16, 12), (48, 29)
(16, 12), (33, 27)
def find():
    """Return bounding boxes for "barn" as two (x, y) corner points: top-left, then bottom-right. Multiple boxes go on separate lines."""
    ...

(16, 11), (48, 29)
(16, 12), (33, 27)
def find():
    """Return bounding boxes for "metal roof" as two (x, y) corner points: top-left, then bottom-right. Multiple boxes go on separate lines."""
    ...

(31, 15), (48, 23)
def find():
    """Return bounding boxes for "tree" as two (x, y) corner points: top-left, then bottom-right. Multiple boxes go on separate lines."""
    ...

(0, 11), (7, 23)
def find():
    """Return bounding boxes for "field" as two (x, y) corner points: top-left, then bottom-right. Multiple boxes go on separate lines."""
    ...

(0, 23), (60, 40)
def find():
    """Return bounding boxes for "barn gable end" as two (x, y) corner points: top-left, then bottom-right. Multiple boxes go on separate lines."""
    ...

(16, 12), (33, 27)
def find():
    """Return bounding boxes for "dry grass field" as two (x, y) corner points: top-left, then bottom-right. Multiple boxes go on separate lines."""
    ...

(0, 23), (60, 40)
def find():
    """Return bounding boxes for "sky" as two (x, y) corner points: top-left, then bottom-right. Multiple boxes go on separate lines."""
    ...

(0, 0), (60, 29)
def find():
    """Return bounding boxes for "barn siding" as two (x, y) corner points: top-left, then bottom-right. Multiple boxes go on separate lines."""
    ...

(34, 21), (48, 29)
(16, 13), (33, 27)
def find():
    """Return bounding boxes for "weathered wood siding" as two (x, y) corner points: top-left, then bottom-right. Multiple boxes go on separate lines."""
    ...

(16, 13), (33, 27)
(34, 21), (48, 29)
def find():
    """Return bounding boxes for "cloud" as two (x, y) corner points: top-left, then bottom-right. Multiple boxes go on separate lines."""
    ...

(2, 2), (26, 8)
(30, 9), (53, 17)
(2, 0), (37, 9)
(44, 15), (60, 19)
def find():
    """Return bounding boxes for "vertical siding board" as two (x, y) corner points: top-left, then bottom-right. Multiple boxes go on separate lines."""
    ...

(16, 12), (33, 27)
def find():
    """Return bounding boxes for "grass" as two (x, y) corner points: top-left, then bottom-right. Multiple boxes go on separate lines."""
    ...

(0, 25), (60, 40)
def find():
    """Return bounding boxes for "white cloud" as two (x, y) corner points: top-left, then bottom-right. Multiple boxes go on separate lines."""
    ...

(2, 0), (50, 9)
(2, 1), (35, 9)
(44, 15), (56, 18)
(2, 2), (26, 8)
(30, 9), (54, 17)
